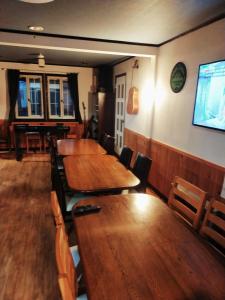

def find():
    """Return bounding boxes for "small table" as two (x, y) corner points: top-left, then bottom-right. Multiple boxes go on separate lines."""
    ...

(57, 139), (106, 156)
(14, 125), (69, 161)
(63, 155), (140, 193)
(73, 194), (225, 300)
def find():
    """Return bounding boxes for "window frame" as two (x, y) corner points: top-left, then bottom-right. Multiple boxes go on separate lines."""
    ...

(16, 74), (44, 119)
(47, 76), (75, 120)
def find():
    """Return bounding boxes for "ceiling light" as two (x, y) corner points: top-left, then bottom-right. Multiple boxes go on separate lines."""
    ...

(19, 0), (54, 3)
(28, 25), (44, 32)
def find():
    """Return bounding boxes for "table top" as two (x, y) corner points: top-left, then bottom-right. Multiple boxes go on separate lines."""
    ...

(63, 154), (140, 193)
(57, 139), (106, 156)
(73, 194), (225, 300)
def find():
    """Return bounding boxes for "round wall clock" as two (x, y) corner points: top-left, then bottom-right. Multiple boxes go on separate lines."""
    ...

(170, 62), (187, 93)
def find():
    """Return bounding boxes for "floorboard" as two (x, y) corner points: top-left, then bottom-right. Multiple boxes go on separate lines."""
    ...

(0, 157), (60, 300)
(0, 153), (163, 300)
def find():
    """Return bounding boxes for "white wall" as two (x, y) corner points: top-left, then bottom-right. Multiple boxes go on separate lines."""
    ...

(154, 19), (225, 167)
(0, 62), (92, 120)
(113, 56), (156, 137)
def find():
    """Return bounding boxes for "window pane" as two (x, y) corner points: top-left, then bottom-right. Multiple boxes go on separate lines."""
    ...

(49, 80), (60, 116)
(30, 78), (42, 116)
(18, 78), (28, 116)
(63, 81), (74, 116)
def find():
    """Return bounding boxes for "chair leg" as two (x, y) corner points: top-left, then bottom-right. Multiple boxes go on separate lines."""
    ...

(26, 136), (29, 153)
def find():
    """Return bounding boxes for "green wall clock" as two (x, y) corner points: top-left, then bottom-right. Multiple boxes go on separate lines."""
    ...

(170, 62), (187, 93)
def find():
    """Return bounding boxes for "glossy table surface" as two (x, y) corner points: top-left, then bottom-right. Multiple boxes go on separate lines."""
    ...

(63, 154), (140, 193)
(73, 194), (225, 300)
(57, 139), (106, 156)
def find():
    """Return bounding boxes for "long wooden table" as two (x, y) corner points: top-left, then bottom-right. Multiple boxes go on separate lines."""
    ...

(63, 154), (140, 193)
(57, 139), (106, 156)
(73, 194), (225, 300)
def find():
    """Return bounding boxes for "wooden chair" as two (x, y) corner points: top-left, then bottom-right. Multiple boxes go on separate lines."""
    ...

(53, 164), (88, 220)
(55, 226), (87, 300)
(58, 275), (74, 300)
(200, 198), (225, 254)
(132, 153), (152, 192)
(119, 146), (133, 169)
(51, 190), (64, 227)
(168, 176), (207, 230)
(51, 191), (80, 267)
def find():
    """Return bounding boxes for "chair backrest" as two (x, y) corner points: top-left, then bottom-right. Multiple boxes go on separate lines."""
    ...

(119, 146), (133, 169)
(51, 191), (64, 227)
(55, 225), (77, 299)
(200, 198), (225, 252)
(99, 132), (108, 146)
(103, 134), (115, 155)
(53, 166), (67, 218)
(132, 153), (152, 192)
(168, 176), (207, 230)
(58, 275), (74, 300)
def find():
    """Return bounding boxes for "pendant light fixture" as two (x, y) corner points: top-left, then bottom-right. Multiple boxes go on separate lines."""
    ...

(38, 53), (45, 67)
(19, 0), (54, 3)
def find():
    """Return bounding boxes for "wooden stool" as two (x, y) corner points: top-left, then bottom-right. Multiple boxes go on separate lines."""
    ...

(25, 132), (42, 153)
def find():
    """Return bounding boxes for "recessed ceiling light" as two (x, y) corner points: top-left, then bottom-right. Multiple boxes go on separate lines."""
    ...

(28, 25), (44, 32)
(19, 0), (54, 3)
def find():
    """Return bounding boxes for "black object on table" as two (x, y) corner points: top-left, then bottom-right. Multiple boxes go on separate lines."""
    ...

(73, 205), (102, 216)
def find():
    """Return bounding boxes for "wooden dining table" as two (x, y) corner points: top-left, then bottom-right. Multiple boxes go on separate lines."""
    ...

(73, 193), (225, 300)
(57, 138), (106, 156)
(63, 154), (140, 193)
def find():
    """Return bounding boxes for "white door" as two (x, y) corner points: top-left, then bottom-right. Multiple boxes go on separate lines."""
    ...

(115, 75), (126, 154)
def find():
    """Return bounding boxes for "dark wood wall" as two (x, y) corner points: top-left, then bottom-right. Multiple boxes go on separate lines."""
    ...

(124, 128), (225, 200)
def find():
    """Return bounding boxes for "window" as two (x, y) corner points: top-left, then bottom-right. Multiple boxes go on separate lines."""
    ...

(16, 73), (75, 120)
(16, 75), (44, 119)
(47, 76), (74, 119)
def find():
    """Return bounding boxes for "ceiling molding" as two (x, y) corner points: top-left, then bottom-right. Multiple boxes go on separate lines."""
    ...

(0, 31), (157, 57)
(159, 13), (225, 46)
(0, 28), (157, 48)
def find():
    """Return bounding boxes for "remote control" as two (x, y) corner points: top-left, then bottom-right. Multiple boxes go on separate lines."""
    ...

(73, 205), (101, 215)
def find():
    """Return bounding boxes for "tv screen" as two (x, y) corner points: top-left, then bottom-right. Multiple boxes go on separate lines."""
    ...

(193, 60), (225, 132)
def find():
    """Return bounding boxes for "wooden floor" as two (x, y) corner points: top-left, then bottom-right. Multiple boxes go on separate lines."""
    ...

(0, 155), (61, 300)
(0, 153), (163, 300)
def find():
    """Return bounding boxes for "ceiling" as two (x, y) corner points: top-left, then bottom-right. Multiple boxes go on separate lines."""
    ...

(0, 0), (224, 67)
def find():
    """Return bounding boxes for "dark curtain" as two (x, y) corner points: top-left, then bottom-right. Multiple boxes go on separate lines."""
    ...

(7, 69), (20, 122)
(68, 73), (82, 123)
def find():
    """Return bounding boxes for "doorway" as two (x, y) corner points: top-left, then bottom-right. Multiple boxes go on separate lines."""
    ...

(114, 74), (126, 154)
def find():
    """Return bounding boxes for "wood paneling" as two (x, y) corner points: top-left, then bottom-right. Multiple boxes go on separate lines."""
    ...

(0, 157), (60, 300)
(124, 128), (225, 199)
(124, 128), (150, 166)
(0, 119), (9, 149)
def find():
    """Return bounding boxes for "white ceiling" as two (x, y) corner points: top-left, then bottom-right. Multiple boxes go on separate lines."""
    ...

(0, 0), (224, 66)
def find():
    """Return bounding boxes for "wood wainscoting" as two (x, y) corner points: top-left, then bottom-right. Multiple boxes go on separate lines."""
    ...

(124, 128), (225, 200)
(124, 128), (151, 166)
(0, 119), (9, 149)
(0, 120), (84, 149)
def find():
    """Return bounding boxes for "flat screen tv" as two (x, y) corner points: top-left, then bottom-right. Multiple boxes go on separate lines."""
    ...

(193, 60), (225, 132)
